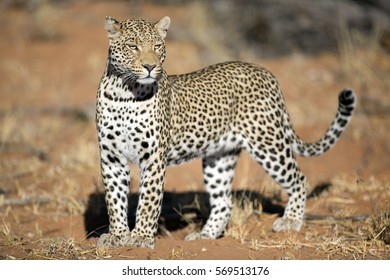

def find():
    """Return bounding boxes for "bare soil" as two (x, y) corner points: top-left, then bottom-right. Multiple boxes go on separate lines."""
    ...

(0, 1), (389, 260)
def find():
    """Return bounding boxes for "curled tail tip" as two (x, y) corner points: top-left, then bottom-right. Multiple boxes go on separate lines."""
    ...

(339, 88), (356, 106)
(291, 88), (356, 157)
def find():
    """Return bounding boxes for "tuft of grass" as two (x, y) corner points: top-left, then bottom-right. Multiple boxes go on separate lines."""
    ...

(60, 140), (99, 171)
(167, 246), (185, 260)
(225, 226), (249, 244)
(0, 220), (13, 244)
(229, 193), (262, 227)
(225, 192), (262, 243)
(30, 237), (102, 260)
(369, 212), (390, 245)
(39, 238), (80, 260)
(0, 114), (18, 149)
(249, 232), (313, 258)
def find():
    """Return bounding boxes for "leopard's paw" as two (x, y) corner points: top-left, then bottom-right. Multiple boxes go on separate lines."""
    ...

(129, 232), (155, 249)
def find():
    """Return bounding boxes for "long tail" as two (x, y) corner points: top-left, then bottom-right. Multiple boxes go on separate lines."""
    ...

(284, 89), (356, 157)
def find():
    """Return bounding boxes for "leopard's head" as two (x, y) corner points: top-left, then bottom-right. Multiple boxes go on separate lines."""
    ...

(105, 16), (170, 85)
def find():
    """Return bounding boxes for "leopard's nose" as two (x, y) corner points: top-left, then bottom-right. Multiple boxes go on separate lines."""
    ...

(142, 64), (156, 73)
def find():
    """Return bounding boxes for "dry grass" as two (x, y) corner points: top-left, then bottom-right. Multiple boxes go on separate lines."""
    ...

(248, 222), (389, 260)
(225, 192), (262, 243)
(166, 246), (186, 260)
(369, 212), (390, 245)
(2, 110), (388, 259)
(0, 2), (389, 260)
(245, 175), (389, 259)
(338, 25), (390, 96)
(338, 24), (390, 179)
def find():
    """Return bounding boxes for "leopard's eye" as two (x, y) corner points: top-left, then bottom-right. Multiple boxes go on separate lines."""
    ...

(126, 43), (138, 51)
(154, 44), (163, 51)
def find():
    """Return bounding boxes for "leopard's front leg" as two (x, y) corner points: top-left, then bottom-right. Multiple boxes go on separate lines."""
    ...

(130, 151), (166, 249)
(97, 148), (131, 248)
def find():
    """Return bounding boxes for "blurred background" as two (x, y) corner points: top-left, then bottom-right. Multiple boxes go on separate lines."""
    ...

(1, 0), (389, 188)
(0, 0), (389, 260)
(1, 0), (389, 105)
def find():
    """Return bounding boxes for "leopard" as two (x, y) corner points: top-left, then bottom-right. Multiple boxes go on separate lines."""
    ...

(95, 16), (356, 249)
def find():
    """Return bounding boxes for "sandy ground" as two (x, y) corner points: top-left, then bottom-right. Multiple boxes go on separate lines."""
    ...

(0, 1), (389, 260)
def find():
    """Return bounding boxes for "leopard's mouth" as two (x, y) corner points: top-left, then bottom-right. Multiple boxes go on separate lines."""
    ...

(137, 76), (156, 84)
(137, 70), (161, 85)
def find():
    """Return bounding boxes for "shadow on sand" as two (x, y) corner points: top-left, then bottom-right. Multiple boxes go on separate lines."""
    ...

(84, 182), (331, 237)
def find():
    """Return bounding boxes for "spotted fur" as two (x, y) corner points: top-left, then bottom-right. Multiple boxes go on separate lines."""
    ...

(95, 16), (356, 248)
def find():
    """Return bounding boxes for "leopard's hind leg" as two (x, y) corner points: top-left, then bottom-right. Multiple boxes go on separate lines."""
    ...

(185, 150), (240, 240)
(244, 126), (307, 231)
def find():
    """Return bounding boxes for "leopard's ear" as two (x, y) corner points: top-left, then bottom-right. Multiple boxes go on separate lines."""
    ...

(105, 16), (121, 39)
(154, 16), (170, 40)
